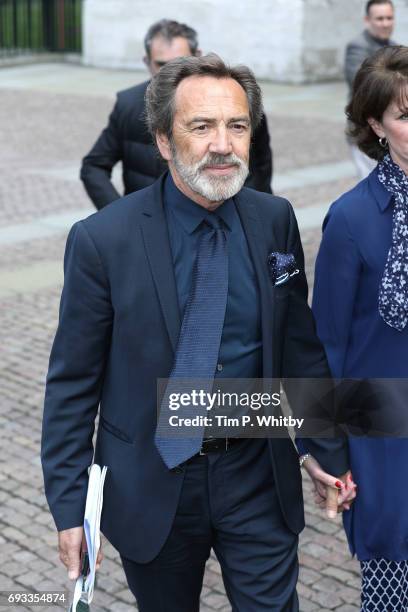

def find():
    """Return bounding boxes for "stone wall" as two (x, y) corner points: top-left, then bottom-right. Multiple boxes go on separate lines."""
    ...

(82, 0), (408, 83)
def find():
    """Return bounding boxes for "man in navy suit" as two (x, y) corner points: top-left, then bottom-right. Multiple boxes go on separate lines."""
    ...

(42, 54), (353, 611)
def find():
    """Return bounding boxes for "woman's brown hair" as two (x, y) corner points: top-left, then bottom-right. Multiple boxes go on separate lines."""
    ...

(346, 46), (408, 160)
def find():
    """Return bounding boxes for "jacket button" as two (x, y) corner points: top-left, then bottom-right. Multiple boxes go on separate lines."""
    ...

(217, 364), (223, 372)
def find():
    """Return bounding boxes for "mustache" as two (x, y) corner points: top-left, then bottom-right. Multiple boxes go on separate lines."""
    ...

(198, 153), (244, 169)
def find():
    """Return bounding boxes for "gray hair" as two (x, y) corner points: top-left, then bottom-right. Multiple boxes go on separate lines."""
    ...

(144, 19), (199, 59)
(145, 53), (263, 140)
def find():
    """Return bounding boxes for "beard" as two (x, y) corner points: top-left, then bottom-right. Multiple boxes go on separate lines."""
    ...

(170, 145), (249, 202)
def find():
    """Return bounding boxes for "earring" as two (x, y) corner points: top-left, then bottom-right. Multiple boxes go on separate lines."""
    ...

(379, 137), (388, 148)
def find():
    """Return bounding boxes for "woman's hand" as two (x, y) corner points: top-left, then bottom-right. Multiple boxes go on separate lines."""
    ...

(301, 455), (357, 518)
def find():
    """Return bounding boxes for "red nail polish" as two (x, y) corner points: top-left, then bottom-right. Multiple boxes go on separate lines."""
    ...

(335, 480), (342, 489)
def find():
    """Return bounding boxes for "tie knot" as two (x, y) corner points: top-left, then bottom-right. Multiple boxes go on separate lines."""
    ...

(204, 214), (224, 232)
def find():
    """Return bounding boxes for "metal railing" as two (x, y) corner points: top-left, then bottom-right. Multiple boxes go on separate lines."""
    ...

(0, 0), (82, 57)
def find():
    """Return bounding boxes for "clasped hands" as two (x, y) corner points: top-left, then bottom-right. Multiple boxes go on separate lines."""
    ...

(301, 455), (357, 518)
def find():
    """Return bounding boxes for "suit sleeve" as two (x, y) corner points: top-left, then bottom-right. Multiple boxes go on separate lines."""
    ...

(344, 41), (368, 89)
(281, 201), (350, 476)
(41, 222), (113, 531)
(80, 97), (122, 210)
(245, 113), (273, 194)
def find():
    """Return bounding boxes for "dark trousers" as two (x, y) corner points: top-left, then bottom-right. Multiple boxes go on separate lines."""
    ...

(121, 439), (299, 611)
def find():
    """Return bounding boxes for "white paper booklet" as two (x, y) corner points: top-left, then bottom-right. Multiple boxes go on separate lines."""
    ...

(70, 464), (108, 612)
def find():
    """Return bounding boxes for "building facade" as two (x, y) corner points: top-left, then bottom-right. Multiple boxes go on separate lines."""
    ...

(82, 0), (408, 83)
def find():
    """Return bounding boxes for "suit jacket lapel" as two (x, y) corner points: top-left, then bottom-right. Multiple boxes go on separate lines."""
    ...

(235, 190), (276, 377)
(140, 176), (180, 352)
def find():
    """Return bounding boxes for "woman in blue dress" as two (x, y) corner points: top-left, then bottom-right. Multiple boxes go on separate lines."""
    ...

(312, 46), (408, 611)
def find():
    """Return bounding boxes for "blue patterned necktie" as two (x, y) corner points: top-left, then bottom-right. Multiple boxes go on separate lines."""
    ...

(155, 213), (228, 469)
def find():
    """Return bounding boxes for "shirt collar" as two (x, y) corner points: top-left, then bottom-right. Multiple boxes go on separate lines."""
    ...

(368, 166), (394, 212)
(164, 173), (236, 233)
(363, 29), (391, 46)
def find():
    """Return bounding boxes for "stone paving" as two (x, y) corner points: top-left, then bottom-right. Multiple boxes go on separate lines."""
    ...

(0, 63), (362, 611)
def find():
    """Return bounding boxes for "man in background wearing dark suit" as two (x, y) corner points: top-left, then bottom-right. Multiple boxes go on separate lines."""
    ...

(43, 54), (354, 611)
(80, 19), (273, 210)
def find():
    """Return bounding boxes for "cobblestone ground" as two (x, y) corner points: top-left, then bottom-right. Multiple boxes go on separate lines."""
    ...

(0, 66), (361, 611)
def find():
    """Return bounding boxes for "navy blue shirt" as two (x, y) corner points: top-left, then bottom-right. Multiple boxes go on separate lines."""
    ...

(164, 174), (262, 379)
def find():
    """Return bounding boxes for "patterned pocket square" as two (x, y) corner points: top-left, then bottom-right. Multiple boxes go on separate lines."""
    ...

(267, 252), (299, 286)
